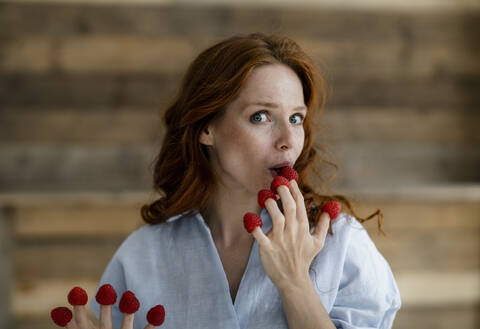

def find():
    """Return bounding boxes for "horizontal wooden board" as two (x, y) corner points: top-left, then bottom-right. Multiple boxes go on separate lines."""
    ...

(0, 72), (181, 108)
(0, 108), (164, 144)
(1, 72), (478, 108)
(0, 144), (156, 192)
(13, 278), (99, 318)
(0, 141), (479, 190)
(13, 224), (479, 278)
(13, 204), (144, 238)
(14, 238), (124, 280)
(329, 142), (480, 187)
(10, 197), (480, 279)
(1, 3), (479, 43)
(322, 107), (480, 144)
(1, 107), (478, 144)
(2, 184), (479, 205)
(9, 194), (480, 236)
(1, 35), (478, 78)
(0, 108), (164, 145)
(5, 0), (480, 11)
(393, 303), (480, 329)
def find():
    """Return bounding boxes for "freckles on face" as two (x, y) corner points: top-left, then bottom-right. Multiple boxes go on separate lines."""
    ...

(209, 63), (307, 192)
(213, 117), (266, 186)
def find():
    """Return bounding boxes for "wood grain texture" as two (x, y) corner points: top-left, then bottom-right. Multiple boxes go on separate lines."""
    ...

(1, 107), (479, 144)
(0, 206), (14, 329)
(0, 142), (479, 191)
(1, 3), (479, 329)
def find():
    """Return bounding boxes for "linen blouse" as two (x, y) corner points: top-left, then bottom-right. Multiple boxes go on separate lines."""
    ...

(90, 207), (402, 329)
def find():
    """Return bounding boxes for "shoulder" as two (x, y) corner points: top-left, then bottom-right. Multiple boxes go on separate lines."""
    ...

(332, 213), (401, 301)
(114, 212), (199, 260)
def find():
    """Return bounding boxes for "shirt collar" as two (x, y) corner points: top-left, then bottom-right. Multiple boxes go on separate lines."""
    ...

(166, 207), (273, 235)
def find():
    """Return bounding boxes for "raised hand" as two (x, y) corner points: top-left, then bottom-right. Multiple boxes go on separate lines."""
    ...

(243, 167), (341, 291)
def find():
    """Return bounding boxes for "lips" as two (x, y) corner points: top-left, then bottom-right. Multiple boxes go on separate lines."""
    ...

(268, 161), (293, 178)
(269, 161), (293, 169)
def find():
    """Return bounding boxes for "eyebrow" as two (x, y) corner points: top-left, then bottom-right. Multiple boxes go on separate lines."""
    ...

(245, 101), (307, 112)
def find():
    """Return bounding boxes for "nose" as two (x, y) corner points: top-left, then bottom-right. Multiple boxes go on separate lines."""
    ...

(275, 120), (295, 151)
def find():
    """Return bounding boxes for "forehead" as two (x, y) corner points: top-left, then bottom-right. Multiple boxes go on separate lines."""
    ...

(236, 64), (305, 106)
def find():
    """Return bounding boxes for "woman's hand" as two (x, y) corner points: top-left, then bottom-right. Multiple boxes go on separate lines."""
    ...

(250, 179), (331, 290)
(51, 286), (165, 329)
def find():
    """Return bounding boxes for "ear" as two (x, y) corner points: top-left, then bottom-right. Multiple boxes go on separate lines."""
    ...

(199, 126), (214, 146)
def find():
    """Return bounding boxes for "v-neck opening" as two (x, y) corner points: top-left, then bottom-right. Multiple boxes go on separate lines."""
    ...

(195, 211), (256, 307)
(194, 208), (271, 329)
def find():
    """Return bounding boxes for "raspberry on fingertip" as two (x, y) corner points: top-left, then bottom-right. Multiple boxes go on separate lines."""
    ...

(67, 286), (88, 306)
(258, 189), (278, 209)
(279, 166), (298, 182)
(147, 304), (166, 326)
(243, 212), (263, 233)
(95, 284), (117, 305)
(51, 307), (73, 327)
(119, 291), (140, 314)
(321, 201), (342, 220)
(270, 176), (290, 194)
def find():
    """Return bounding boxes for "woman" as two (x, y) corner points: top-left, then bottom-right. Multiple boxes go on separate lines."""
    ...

(54, 32), (401, 329)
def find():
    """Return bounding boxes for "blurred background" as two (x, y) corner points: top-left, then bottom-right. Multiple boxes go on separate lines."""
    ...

(0, 0), (479, 328)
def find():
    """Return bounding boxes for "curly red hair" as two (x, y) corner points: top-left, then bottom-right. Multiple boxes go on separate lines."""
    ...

(141, 32), (385, 236)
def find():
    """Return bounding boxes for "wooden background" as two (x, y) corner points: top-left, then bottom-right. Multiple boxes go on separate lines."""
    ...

(0, 2), (479, 328)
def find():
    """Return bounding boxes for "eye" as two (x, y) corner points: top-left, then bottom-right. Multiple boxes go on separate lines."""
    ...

(250, 111), (268, 123)
(290, 113), (305, 124)
(250, 110), (305, 125)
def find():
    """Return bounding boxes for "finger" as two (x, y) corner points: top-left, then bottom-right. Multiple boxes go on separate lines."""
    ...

(251, 225), (271, 248)
(121, 313), (135, 329)
(88, 319), (96, 329)
(265, 197), (285, 236)
(313, 212), (330, 244)
(66, 320), (80, 329)
(99, 305), (112, 329)
(73, 305), (93, 329)
(144, 325), (156, 329)
(288, 180), (308, 231)
(276, 185), (297, 234)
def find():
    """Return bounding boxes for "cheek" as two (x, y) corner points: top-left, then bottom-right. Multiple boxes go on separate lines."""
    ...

(216, 126), (255, 164)
(296, 130), (305, 150)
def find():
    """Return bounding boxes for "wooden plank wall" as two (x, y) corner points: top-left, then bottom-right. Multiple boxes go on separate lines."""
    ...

(1, 2), (479, 329)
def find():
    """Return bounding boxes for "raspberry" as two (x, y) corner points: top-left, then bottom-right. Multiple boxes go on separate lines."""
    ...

(258, 189), (278, 209)
(95, 284), (117, 305)
(243, 212), (262, 233)
(279, 166), (298, 182)
(119, 291), (140, 314)
(270, 175), (290, 193)
(147, 304), (166, 326)
(67, 286), (88, 306)
(51, 307), (73, 327)
(321, 201), (342, 220)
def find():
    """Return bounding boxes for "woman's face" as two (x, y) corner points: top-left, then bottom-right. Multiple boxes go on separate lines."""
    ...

(200, 63), (307, 194)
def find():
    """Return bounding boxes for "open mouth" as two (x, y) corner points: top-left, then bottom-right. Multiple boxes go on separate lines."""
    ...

(269, 167), (283, 177)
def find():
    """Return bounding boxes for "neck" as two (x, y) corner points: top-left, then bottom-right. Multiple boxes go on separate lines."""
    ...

(201, 186), (262, 248)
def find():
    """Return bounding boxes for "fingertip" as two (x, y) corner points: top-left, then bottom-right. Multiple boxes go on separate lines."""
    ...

(265, 197), (275, 208)
(322, 211), (331, 221)
(121, 313), (135, 329)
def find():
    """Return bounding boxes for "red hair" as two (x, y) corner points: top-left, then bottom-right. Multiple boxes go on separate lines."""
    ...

(141, 32), (385, 236)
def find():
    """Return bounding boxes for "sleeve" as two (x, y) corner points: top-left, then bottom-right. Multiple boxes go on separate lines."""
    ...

(89, 253), (127, 329)
(329, 220), (402, 329)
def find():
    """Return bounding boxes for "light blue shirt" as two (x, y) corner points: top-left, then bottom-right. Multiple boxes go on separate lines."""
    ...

(90, 207), (401, 329)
